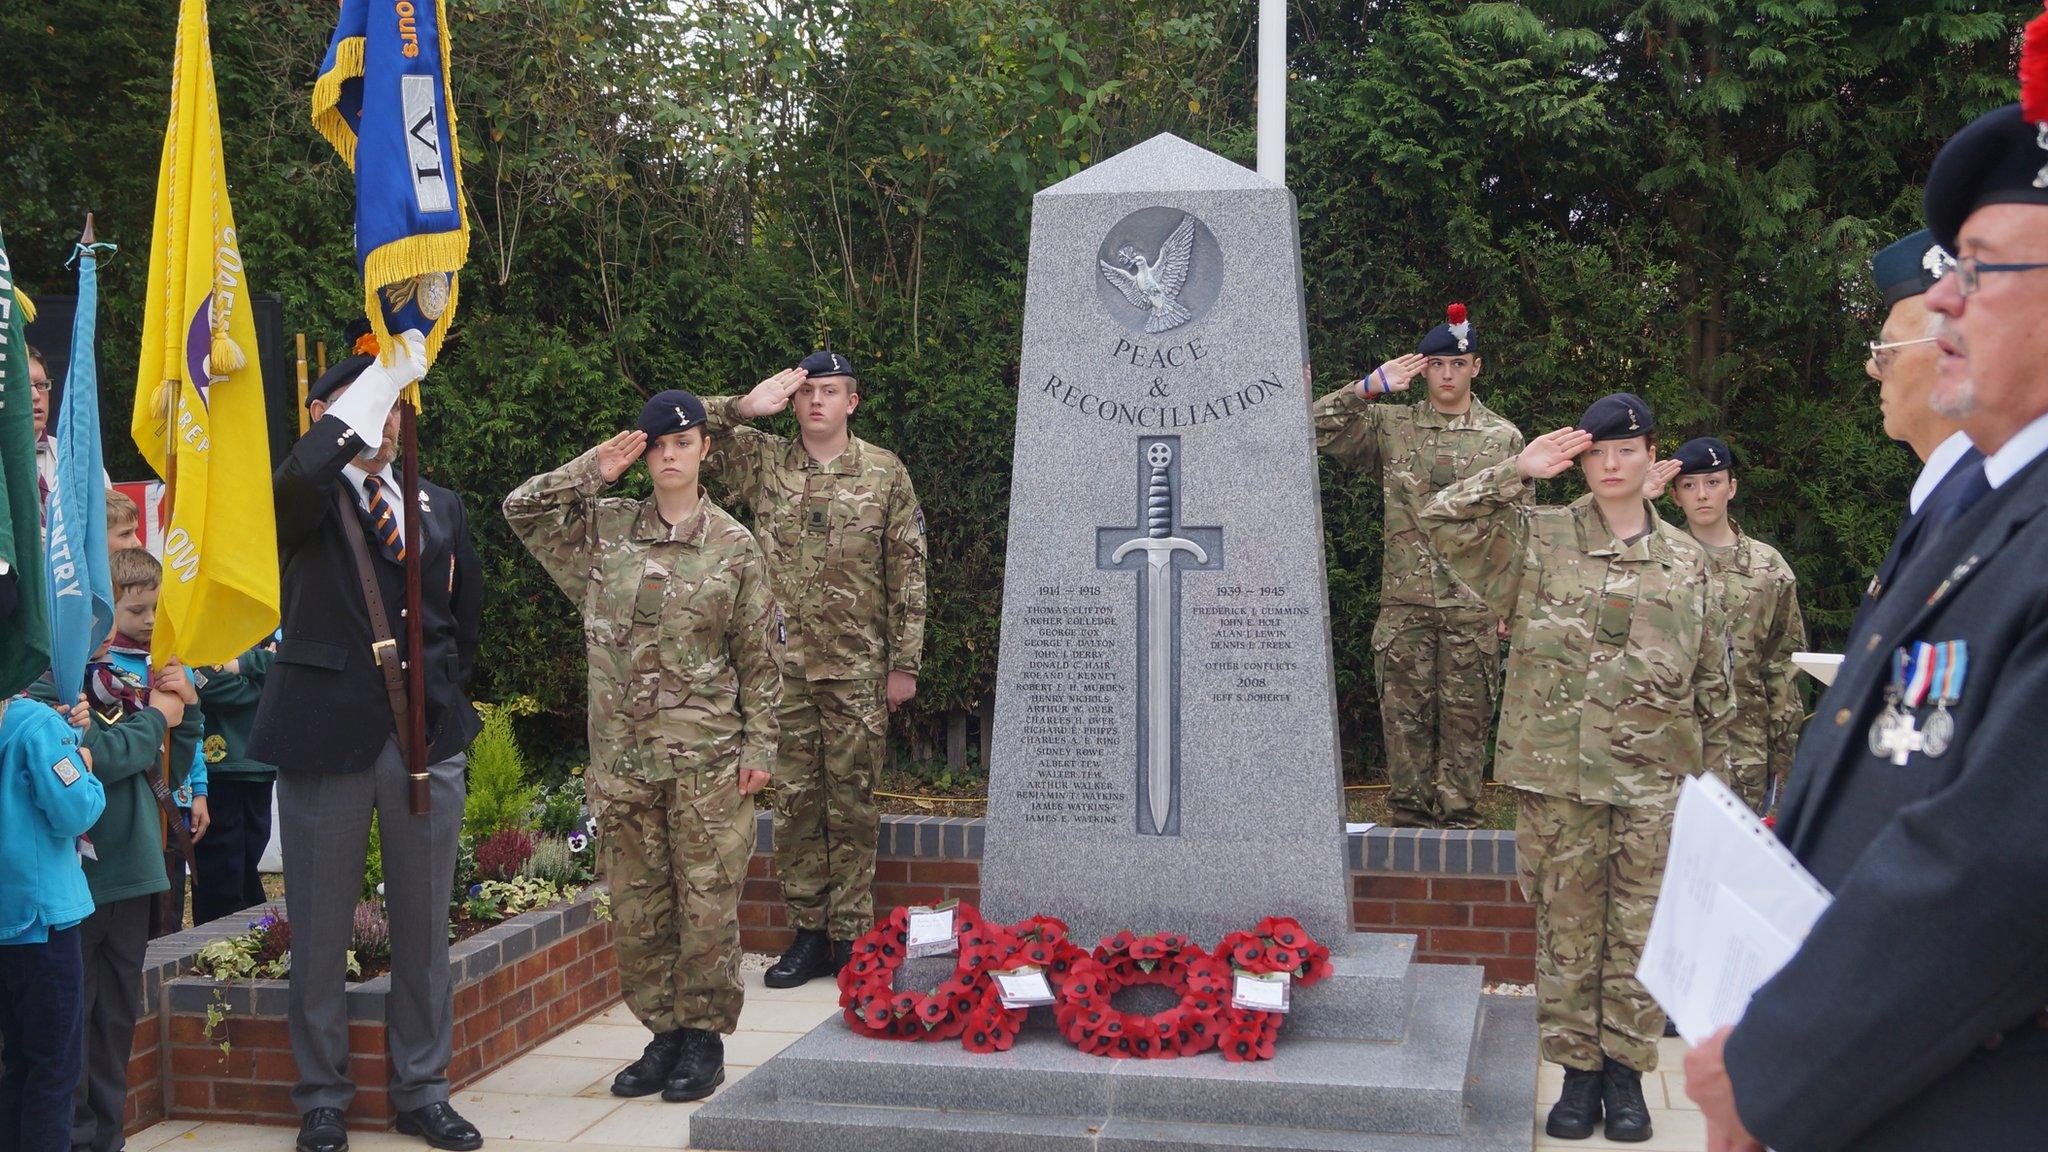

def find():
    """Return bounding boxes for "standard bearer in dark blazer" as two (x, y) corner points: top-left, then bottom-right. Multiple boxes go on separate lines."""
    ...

(250, 326), (484, 1152)
(1684, 67), (2048, 1152)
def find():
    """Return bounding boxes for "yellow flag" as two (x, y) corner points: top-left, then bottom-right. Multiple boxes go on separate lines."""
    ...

(130, 0), (279, 666)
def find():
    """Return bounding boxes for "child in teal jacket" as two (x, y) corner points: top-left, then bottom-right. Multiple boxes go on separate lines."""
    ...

(0, 693), (106, 1152)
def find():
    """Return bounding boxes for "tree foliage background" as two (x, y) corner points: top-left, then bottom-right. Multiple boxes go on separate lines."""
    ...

(0, 0), (2029, 778)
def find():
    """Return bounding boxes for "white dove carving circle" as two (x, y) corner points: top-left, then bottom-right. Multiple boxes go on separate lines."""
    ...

(1101, 213), (1199, 334)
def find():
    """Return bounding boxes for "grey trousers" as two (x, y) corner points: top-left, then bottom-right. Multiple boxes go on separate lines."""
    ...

(72, 895), (151, 1152)
(279, 740), (464, 1115)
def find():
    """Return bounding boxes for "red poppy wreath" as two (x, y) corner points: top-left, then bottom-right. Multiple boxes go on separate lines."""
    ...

(836, 903), (1003, 1041)
(1053, 931), (1233, 1059)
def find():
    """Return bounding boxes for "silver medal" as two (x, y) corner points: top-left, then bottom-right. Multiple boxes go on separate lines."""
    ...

(1921, 704), (1954, 758)
(1868, 707), (1900, 758)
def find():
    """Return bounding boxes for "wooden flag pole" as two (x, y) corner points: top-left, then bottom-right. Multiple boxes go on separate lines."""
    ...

(399, 399), (430, 815)
(295, 333), (310, 434)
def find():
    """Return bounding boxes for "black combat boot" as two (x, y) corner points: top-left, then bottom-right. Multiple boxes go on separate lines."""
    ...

(764, 928), (834, 988)
(1544, 1066), (1603, 1140)
(611, 1029), (687, 1097)
(1601, 1057), (1654, 1143)
(662, 1029), (726, 1103)
(829, 938), (852, 974)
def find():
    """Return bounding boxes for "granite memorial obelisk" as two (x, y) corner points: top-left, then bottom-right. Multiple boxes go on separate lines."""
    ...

(978, 134), (1350, 948)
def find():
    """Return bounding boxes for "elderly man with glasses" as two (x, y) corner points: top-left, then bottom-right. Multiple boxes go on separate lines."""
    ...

(1853, 231), (1977, 621)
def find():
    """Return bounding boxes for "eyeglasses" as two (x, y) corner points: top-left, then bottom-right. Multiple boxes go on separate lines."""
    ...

(1866, 336), (1937, 371)
(1953, 255), (2048, 298)
(29, 379), (50, 393)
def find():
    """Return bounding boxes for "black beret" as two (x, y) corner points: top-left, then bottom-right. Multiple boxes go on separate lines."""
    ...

(1870, 229), (1954, 308)
(798, 349), (856, 379)
(306, 318), (381, 407)
(1674, 436), (1736, 476)
(1923, 103), (2048, 255)
(306, 354), (375, 408)
(1576, 393), (1654, 441)
(1416, 303), (1475, 357)
(637, 389), (707, 439)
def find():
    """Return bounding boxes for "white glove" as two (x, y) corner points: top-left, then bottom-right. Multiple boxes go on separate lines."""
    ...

(324, 328), (428, 451)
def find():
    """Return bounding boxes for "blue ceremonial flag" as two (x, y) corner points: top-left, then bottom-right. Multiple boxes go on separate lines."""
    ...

(46, 238), (117, 700)
(311, 0), (469, 381)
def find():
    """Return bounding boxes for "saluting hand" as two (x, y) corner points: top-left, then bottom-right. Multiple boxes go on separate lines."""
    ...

(1642, 458), (1682, 501)
(595, 430), (647, 485)
(736, 367), (810, 420)
(1515, 427), (1593, 480)
(1358, 353), (1425, 396)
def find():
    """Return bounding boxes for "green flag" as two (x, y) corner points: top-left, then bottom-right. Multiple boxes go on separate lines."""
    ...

(0, 216), (51, 697)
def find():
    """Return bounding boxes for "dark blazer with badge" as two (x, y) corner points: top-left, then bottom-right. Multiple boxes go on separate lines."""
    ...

(1723, 450), (2048, 1152)
(249, 414), (482, 775)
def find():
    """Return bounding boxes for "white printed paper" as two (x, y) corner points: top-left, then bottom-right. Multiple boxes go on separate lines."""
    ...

(905, 904), (958, 958)
(993, 968), (1056, 1008)
(1232, 971), (1291, 1013)
(1639, 775), (1832, 1043)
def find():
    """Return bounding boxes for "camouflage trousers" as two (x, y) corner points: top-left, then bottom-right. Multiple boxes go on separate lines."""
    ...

(772, 676), (886, 939)
(1373, 604), (1501, 828)
(1514, 788), (1671, 1073)
(1727, 755), (1771, 814)
(593, 765), (756, 1034)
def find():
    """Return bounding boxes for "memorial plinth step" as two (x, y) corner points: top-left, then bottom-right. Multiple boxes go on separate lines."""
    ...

(690, 980), (1536, 1152)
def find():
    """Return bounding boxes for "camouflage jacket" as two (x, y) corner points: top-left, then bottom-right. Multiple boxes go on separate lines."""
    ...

(700, 397), (927, 681)
(1418, 460), (1734, 808)
(1698, 524), (1807, 782)
(504, 448), (782, 785)
(1313, 386), (1526, 609)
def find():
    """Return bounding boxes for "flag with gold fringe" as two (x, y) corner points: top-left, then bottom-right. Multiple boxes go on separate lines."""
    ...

(312, 0), (469, 388)
(129, 0), (280, 668)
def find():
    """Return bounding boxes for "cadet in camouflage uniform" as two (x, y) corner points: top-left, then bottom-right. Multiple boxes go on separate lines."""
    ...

(698, 350), (927, 988)
(1645, 437), (1806, 813)
(1314, 304), (1525, 827)
(1417, 393), (1733, 1145)
(504, 390), (780, 1105)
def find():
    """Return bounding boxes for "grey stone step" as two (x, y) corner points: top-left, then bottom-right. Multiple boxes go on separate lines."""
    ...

(895, 930), (1416, 1043)
(688, 991), (1535, 1152)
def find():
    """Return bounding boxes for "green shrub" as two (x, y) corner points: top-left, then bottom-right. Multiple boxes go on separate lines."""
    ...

(462, 700), (542, 846)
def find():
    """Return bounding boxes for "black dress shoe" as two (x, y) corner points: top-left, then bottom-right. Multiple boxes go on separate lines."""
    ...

(764, 928), (833, 988)
(394, 1101), (484, 1151)
(662, 1028), (726, 1102)
(1601, 1057), (1654, 1143)
(1544, 1066), (1603, 1140)
(296, 1107), (348, 1152)
(612, 1029), (687, 1097)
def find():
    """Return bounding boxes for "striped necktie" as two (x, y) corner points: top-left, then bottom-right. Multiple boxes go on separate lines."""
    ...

(363, 475), (406, 563)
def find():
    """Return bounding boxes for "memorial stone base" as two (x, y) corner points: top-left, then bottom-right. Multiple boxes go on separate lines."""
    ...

(690, 934), (1535, 1152)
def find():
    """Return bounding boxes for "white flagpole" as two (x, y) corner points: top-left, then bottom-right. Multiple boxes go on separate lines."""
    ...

(1256, 0), (1286, 184)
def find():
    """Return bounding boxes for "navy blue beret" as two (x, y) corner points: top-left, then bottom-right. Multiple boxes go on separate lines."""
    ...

(637, 390), (707, 439)
(1870, 230), (1953, 308)
(1923, 103), (2048, 254)
(1416, 303), (1475, 357)
(306, 319), (379, 407)
(1576, 393), (1655, 441)
(306, 355), (374, 408)
(798, 349), (856, 379)
(1674, 436), (1736, 475)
